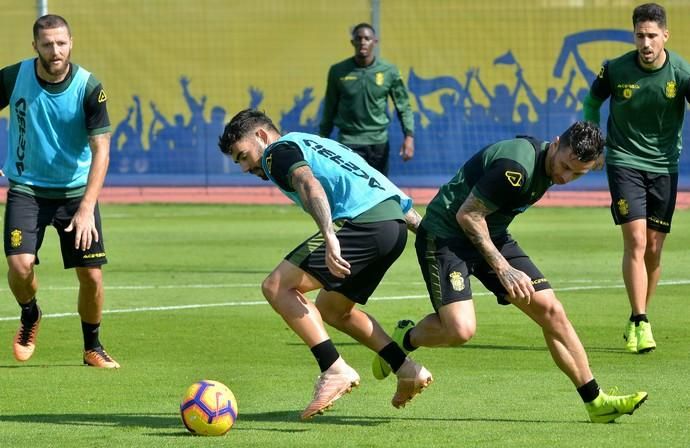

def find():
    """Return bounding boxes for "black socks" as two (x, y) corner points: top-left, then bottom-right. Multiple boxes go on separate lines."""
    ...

(311, 339), (340, 372)
(577, 379), (600, 403)
(19, 297), (40, 325)
(82, 321), (102, 351)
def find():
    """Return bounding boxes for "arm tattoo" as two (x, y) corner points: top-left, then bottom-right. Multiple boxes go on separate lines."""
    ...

(291, 166), (333, 236)
(457, 193), (505, 269)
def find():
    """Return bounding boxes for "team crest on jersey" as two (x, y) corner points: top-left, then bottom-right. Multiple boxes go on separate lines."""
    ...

(597, 66), (605, 79)
(617, 198), (629, 216)
(665, 81), (677, 99)
(10, 229), (22, 248)
(449, 271), (464, 292)
(97, 89), (107, 103)
(617, 83), (638, 99)
(505, 171), (523, 187)
(375, 72), (384, 86)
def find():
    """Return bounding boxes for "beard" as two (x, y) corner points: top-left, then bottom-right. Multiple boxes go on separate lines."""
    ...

(37, 50), (71, 79)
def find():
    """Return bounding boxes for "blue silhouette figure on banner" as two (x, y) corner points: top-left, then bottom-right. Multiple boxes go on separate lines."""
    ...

(280, 87), (321, 134)
(112, 95), (148, 174)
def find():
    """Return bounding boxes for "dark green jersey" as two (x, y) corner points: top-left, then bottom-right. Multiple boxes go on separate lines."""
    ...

(422, 138), (552, 241)
(318, 57), (414, 146)
(585, 50), (690, 173)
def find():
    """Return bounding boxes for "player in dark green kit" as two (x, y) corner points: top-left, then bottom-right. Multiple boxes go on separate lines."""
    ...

(583, 3), (690, 354)
(372, 121), (648, 423)
(1, 15), (119, 368)
(319, 23), (414, 175)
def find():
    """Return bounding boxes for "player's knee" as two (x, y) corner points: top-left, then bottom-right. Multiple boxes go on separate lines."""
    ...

(645, 238), (664, 260)
(260, 275), (279, 303)
(445, 322), (475, 347)
(541, 298), (569, 328)
(624, 231), (647, 253)
(7, 258), (34, 281)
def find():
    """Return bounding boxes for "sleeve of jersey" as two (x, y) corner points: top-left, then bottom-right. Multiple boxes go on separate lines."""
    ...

(84, 78), (111, 135)
(589, 63), (611, 101)
(0, 68), (8, 109)
(266, 141), (309, 192)
(472, 159), (528, 210)
(0, 63), (22, 110)
(318, 66), (338, 138)
(389, 69), (415, 137)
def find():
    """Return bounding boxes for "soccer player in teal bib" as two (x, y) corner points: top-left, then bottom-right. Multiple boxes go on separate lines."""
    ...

(218, 109), (432, 420)
(0, 15), (119, 368)
(372, 122), (648, 423)
(583, 3), (690, 354)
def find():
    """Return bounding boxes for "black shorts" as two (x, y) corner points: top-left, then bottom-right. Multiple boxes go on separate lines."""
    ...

(415, 227), (550, 310)
(349, 142), (390, 176)
(606, 164), (677, 233)
(4, 189), (108, 268)
(285, 219), (407, 304)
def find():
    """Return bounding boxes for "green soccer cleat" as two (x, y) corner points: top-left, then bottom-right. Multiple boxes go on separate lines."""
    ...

(585, 389), (648, 423)
(636, 321), (656, 354)
(372, 319), (415, 380)
(623, 320), (637, 353)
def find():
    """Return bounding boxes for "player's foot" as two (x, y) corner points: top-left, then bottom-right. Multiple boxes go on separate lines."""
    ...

(83, 346), (121, 368)
(391, 358), (433, 409)
(372, 319), (416, 380)
(300, 361), (360, 420)
(636, 321), (656, 354)
(13, 307), (42, 362)
(623, 320), (637, 353)
(585, 389), (648, 423)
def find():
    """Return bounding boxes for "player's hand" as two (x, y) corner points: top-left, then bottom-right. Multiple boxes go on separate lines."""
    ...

(400, 136), (414, 161)
(497, 266), (534, 304)
(324, 233), (350, 278)
(64, 206), (99, 251)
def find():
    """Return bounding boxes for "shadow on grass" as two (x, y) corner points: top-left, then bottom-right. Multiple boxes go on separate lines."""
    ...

(0, 412), (180, 429)
(0, 363), (84, 369)
(240, 410), (585, 426)
(285, 342), (625, 353)
(460, 343), (625, 354)
(109, 267), (269, 275)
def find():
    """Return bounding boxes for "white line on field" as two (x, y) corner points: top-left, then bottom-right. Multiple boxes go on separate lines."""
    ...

(0, 279), (688, 323)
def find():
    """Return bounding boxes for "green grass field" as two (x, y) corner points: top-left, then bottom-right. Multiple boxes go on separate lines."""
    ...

(1, 204), (688, 447)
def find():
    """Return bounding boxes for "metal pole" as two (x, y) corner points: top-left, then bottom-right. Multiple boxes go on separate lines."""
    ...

(37, 0), (48, 17)
(371, 0), (380, 58)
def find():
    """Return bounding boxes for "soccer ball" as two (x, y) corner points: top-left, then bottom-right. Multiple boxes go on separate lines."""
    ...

(180, 380), (238, 436)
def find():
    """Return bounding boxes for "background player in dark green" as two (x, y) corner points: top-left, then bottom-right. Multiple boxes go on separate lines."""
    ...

(372, 121), (648, 423)
(218, 109), (431, 421)
(0, 14), (119, 368)
(583, 3), (690, 354)
(318, 23), (415, 175)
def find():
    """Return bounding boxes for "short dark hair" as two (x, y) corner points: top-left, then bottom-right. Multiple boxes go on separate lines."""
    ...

(33, 14), (71, 40)
(632, 3), (666, 28)
(558, 121), (604, 163)
(351, 23), (376, 38)
(218, 109), (280, 155)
